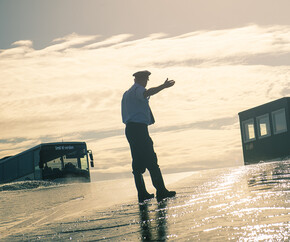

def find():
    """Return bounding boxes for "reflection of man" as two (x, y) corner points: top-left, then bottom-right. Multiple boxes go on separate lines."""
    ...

(121, 70), (176, 203)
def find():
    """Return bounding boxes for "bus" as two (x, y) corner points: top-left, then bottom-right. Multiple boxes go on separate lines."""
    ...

(0, 142), (94, 184)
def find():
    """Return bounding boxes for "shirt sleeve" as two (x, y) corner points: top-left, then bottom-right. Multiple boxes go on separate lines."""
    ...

(134, 86), (146, 100)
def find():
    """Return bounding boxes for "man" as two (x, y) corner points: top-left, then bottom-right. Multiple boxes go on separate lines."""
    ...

(121, 70), (176, 203)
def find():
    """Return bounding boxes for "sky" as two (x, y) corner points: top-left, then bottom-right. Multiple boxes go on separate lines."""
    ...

(1, 0), (290, 179)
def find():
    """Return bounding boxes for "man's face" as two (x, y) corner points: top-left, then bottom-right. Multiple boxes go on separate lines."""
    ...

(136, 76), (149, 87)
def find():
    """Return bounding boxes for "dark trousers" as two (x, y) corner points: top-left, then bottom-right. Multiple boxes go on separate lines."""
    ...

(125, 122), (159, 174)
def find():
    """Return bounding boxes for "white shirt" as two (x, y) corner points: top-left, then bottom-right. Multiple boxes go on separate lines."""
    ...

(121, 83), (155, 125)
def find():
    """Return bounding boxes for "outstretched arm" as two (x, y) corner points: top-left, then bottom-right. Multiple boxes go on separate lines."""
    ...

(144, 78), (175, 98)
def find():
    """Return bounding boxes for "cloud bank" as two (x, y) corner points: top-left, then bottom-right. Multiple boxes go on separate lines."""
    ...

(1, 25), (290, 177)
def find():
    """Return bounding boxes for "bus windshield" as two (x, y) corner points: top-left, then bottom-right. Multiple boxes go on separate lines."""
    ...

(40, 144), (89, 180)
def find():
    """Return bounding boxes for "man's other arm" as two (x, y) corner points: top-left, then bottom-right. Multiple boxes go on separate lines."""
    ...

(144, 78), (175, 98)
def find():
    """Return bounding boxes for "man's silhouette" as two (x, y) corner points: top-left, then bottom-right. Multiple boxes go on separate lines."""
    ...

(121, 70), (176, 203)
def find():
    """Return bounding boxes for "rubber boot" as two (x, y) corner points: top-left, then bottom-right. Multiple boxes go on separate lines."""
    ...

(133, 172), (154, 203)
(149, 168), (176, 202)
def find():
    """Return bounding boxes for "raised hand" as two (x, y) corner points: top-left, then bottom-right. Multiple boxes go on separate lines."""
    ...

(163, 78), (175, 88)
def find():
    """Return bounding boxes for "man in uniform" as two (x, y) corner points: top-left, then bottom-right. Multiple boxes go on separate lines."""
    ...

(121, 70), (176, 203)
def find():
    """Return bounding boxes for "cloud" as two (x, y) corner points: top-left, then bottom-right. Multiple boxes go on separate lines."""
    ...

(0, 40), (34, 57)
(84, 34), (134, 49)
(45, 33), (99, 52)
(1, 24), (290, 177)
(243, 52), (290, 66)
(150, 116), (238, 133)
(12, 40), (33, 47)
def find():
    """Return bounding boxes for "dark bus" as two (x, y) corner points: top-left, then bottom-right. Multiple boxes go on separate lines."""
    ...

(239, 97), (290, 165)
(0, 142), (94, 184)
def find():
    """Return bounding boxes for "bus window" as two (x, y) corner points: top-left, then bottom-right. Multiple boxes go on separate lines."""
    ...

(242, 119), (256, 143)
(80, 149), (89, 170)
(44, 157), (63, 179)
(64, 150), (88, 170)
(272, 109), (287, 134)
(40, 144), (90, 180)
(256, 114), (271, 138)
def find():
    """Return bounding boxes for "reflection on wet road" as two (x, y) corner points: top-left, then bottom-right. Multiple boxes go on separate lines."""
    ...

(1, 161), (289, 241)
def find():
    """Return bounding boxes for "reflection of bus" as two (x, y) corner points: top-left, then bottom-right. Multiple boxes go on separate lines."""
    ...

(0, 142), (94, 184)
(239, 97), (290, 165)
